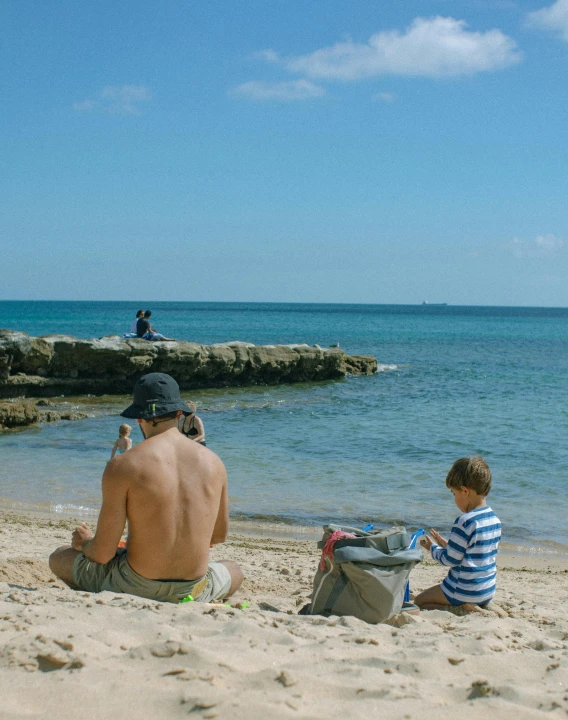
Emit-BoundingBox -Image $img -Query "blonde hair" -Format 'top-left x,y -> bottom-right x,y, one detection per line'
119,423 -> 132,437
446,456 -> 492,496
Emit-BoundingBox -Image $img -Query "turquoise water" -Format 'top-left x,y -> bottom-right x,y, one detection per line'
1,301 -> 567,551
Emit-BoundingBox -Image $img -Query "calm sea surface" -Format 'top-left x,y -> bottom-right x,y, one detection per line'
1,301 -> 567,552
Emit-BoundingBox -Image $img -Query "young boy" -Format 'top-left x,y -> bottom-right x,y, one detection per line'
416,456 -> 501,612
110,423 -> 133,459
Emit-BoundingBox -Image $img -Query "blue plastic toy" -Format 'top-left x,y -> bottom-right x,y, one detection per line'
404,529 -> 426,603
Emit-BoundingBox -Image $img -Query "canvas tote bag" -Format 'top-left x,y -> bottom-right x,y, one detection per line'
308,524 -> 423,624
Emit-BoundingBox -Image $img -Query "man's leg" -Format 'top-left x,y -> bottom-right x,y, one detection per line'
216,560 -> 244,598
49,545 -> 82,589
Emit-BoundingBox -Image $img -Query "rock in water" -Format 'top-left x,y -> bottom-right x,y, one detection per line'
0,330 -> 378,399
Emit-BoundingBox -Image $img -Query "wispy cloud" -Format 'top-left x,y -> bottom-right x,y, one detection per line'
264,17 -> 520,80
509,234 -> 565,259
230,79 -> 325,102
526,0 -> 568,41
531,274 -> 562,287
372,92 -> 397,103
252,49 -> 280,64
73,85 -> 152,115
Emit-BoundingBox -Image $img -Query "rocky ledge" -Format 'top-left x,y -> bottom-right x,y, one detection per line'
0,330 -> 377,400
0,400 -> 87,430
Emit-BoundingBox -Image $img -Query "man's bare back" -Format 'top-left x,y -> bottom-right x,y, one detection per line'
49,373 -> 243,602
116,426 -> 227,580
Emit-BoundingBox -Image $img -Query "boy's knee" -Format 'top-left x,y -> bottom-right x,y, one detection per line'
415,583 -> 450,608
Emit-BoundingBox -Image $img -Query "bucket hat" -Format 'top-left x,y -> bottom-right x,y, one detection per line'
121,373 -> 192,419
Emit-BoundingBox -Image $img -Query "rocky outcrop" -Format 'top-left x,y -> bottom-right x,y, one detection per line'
0,331 -> 377,399
0,400 -> 87,429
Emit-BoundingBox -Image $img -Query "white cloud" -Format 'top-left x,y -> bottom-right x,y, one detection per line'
269,17 -> 520,80
252,49 -> 280,64
372,92 -> 397,103
509,234 -> 565,259
230,79 -> 325,101
72,100 -> 97,112
526,0 -> 568,41
73,85 -> 152,115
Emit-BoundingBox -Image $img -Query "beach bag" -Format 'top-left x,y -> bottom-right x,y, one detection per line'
308,524 -> 423,624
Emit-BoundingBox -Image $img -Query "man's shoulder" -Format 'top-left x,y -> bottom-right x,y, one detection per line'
145,432 -> 224,468
187,439 -> 225,469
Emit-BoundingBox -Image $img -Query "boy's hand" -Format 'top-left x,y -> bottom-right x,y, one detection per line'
430,529 -> 448,548
420,535 -> 433,551
72,522 -> 94,552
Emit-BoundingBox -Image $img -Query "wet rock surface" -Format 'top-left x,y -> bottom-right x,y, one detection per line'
0,399 -> 88,429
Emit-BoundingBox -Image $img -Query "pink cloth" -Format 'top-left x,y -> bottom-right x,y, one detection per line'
319,530 -> 357,570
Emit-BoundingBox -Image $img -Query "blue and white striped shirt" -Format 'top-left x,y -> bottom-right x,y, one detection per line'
431,506 -> 501,605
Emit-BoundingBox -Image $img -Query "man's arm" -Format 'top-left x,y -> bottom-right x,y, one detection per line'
210,469 -> 229,545
77,462 -> 128,564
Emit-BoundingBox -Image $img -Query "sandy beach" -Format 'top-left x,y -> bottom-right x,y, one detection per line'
1,509 -> 567,720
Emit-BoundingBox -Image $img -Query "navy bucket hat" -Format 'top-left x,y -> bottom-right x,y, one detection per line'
120,373 -> 192,419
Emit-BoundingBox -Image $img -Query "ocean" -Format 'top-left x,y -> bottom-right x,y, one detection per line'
1,301 -> 567,553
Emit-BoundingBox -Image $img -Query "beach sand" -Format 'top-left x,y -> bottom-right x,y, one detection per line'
0,510 -> 567,719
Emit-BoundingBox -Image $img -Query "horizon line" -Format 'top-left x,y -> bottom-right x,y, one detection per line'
1,299 -> 568,310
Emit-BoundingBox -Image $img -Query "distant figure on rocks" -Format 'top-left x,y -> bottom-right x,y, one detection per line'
130,309 -> 145,333
180,405 -> 206,446
110,423 -> 133,459
122,309 -> 145,338
136,310 -> 175,342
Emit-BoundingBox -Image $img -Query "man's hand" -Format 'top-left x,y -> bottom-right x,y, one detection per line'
72,523 -> 94,552
430,529 -> 448,548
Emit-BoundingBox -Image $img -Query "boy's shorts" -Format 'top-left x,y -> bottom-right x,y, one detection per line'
441,584 -> 491,608
72,549 -> 232,604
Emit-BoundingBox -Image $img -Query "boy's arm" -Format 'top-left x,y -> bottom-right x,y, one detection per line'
430,529 -> 447,548
431,521 -> 471,567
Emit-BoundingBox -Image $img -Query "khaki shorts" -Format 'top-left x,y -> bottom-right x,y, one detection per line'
72,549 -> 232,604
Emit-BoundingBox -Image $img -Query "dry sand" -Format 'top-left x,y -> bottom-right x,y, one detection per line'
0,509 -> 567,720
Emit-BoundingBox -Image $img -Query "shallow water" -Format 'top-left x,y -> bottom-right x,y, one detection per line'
1,301 -> 567,551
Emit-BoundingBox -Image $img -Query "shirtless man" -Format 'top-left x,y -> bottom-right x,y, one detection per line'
49,373 -> 243,604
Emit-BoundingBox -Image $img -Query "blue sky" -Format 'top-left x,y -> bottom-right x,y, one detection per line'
2,0 -> 567,306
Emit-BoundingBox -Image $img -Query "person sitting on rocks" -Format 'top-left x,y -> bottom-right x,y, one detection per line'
136,310 -> 175,341
123,309 -> 145,338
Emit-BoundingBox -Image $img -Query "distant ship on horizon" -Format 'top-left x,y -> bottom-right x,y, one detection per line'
422,301 -> 448,306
